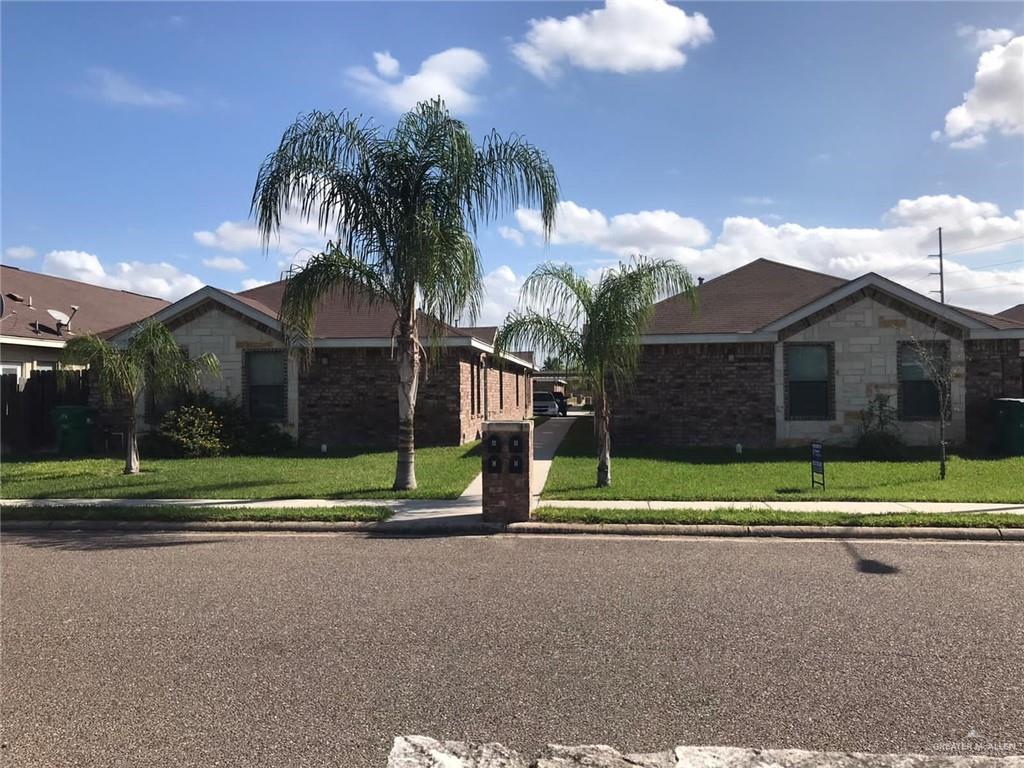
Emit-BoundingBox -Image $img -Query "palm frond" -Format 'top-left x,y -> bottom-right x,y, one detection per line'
494,311 -> 585,376
280,245 -> 394,346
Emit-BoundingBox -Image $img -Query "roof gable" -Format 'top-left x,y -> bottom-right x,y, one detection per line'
997,303 -> 1024,324
647,259 -> 847,335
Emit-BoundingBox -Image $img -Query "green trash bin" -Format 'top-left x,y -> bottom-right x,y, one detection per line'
52,405 -> 97,456
991,398 -> 1024,456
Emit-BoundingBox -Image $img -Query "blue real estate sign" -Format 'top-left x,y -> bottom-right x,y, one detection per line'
810,441 -> 825,489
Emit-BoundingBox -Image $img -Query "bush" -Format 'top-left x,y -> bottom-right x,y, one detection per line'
159,406 -> 225,458
856,394 -> 904,460
172,392 -> 294,456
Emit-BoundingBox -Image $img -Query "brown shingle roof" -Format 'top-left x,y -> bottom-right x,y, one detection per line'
460,325 -> 497,344
235,279 -> 483,341
647,259 -> 848,335
951,304 -> 1024,330
0,265 -> 168,341
997,303 -> 1024,324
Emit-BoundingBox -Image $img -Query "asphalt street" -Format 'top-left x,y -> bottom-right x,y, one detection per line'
2,531 -> 1022,767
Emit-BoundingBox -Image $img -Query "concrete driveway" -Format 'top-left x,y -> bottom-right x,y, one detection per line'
2,532 -> 1022,767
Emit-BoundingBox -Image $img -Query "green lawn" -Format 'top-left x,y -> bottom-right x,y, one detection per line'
543,418 -> 1024,503
537,506 -> 1024,528
3,505 -> 392,523
1,443 -> 481,500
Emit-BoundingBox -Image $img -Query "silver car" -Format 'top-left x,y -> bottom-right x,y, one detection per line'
533,391 -> 560,416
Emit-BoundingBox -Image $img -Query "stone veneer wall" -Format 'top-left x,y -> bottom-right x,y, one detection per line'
613,343 -> 776,448
776,295 -> 965,447
163,303 -> 300,437
965,338 -> 1024,448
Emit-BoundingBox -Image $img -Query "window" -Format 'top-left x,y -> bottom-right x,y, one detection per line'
499,370 -> 504,410
786,344 -> 832,420
899,342 -> 946,420
515,372 -> 520,407
470,362 -> 478,415
247,351 -> 286,420
1,363 -> 21,385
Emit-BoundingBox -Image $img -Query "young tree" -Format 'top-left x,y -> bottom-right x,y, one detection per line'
62,319 -> 220,475
541,355 -> 564,371
495,258 -> 695,487
907,335 -> 954,480
252,98 -> 558,490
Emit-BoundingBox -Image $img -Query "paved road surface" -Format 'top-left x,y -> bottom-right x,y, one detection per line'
2,532 -> 1022,767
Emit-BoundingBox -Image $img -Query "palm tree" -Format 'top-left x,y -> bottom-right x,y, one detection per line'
62,319 -> 220,475
541,355 -> 564,371
252,98 -> 559,490
495,258 -> 695,487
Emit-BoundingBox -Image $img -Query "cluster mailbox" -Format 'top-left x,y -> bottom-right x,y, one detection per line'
481,420 -> 533,523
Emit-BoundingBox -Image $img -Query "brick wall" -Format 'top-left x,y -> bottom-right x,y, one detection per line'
298,347 -> 464,449
613,343 -> 776,448
965,338 -> 1024,448
458,356 -> 533,444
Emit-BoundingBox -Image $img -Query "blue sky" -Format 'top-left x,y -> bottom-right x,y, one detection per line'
2,1 -> 1022,318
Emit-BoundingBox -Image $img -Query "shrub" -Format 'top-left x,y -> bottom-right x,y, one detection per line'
159,406 -> 225,458
856,394 -> 904,460
173,391 -> 294,456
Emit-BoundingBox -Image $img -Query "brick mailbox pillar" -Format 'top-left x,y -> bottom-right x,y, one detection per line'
481,420 -> 534,523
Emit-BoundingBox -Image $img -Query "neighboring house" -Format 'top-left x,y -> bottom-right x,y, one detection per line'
999,303 -> 1024,324
108,280 -> 535,448
534,377 -> 568,395
0,265 -> 168,387
615,259 -> 1024,449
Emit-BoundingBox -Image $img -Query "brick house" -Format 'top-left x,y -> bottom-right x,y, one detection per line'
108,280 -> 534,448
615,259 -> 1024,449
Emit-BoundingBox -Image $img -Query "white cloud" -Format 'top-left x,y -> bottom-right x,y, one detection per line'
514,194 -> 1024,313
42,250 -> 203,301
3,246 -> 36,260
512,0 -> 713,80
473,265 -> 525,327
957,25 -> 1016,50
935,36 -> 1024,147
201,256 -> 247,272
241,278 -> 270,291
346,48 -> 488,114
516,200 -> 710,261
194,211 -> 328,263
498,226 -> 525,246
372,51 -> 401,78
82,68 -> 187,109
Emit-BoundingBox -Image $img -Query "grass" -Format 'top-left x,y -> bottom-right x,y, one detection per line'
537,506 -> 1024,528
543,417 -> 1024,503
1,442 -> 481,500
2,505 -> 392,523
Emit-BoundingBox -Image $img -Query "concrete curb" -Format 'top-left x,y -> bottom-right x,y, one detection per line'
506,521 -> 1017,541
2,518 -> 1019,541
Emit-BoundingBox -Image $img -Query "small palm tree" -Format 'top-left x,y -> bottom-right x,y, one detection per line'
542,355 -> 564,371
495,258 -> 695,487
62,319 -> 220,475
252,98 -> 558,490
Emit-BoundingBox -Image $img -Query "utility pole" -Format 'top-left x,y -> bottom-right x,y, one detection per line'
929,227 -> 945,304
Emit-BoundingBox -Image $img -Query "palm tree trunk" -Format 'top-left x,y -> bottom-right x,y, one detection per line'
394,311 -> 420,491
595,390 -> 611,487
124,410 -> 140,475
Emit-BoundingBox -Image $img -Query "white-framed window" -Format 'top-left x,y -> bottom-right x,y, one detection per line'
1,363 -> 21,384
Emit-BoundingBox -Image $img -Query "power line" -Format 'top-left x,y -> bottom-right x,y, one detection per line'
941,234 -> 1024,258
970,258 -> 1024,271
948,282 -> 1024,294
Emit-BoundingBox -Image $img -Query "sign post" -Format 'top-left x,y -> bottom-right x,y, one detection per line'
810,441 -> 825,490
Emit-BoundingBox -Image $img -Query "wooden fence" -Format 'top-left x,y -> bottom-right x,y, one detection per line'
1,370 -> 89,454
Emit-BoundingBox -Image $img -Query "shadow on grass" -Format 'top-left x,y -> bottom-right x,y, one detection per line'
561,417 -> 1008,464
